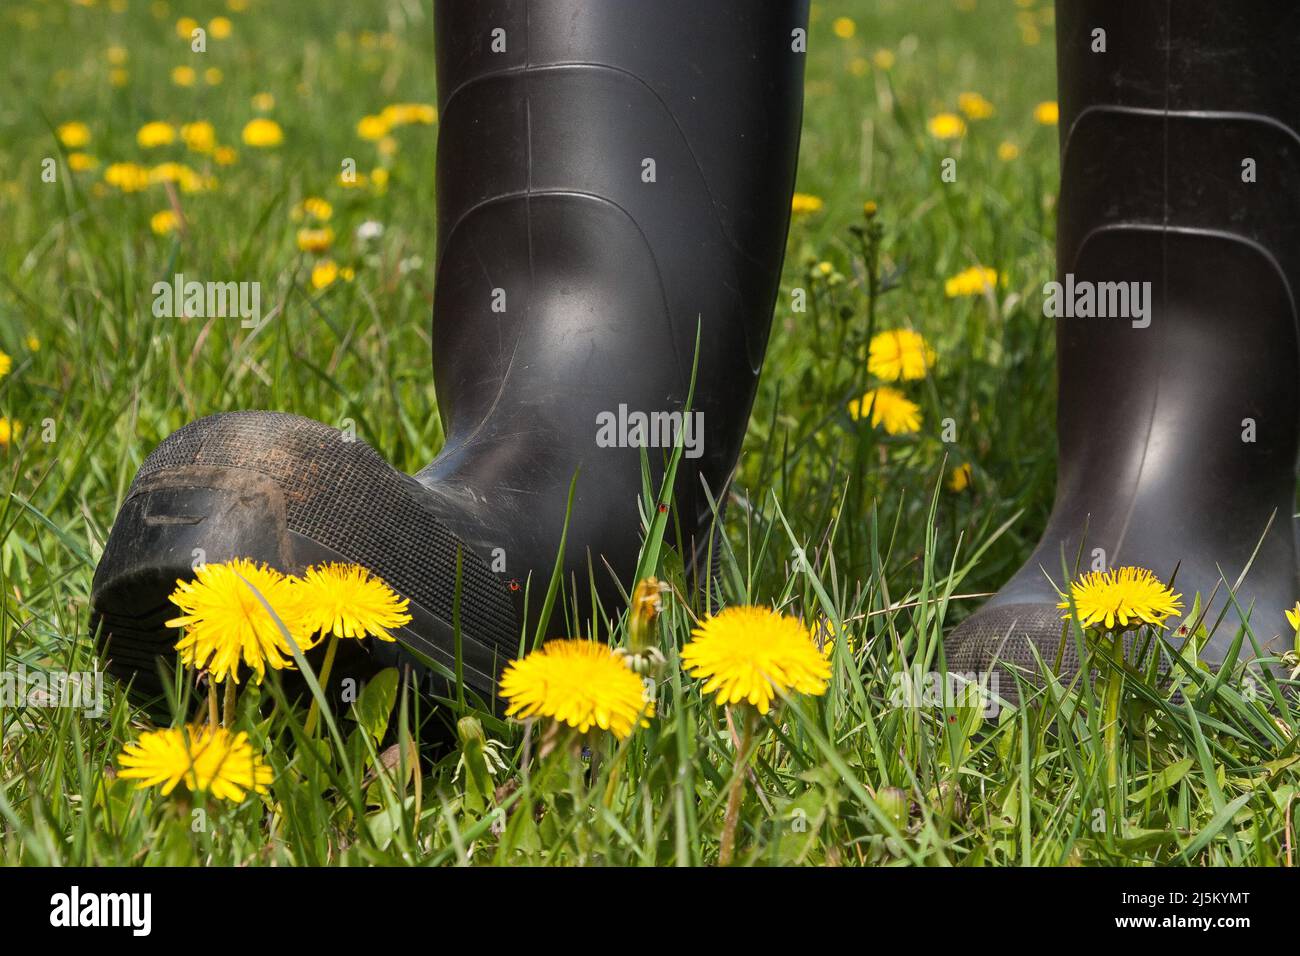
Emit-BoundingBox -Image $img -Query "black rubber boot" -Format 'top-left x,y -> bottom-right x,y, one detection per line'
946,1 -> 1300,699
91,2 -> 808,703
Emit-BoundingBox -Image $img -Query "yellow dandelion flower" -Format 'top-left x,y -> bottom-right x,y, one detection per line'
832,16 -> 856,39
946,462 -> 972,493
681,606 -> 831,714
957,91 -> 994,120
0,418 -> 20,447
25,335 -> 39,351
380,103 -> 436,127
370,167 -> 390,190
293,196 -> 333,221
137,121 -> 176,148
209,15 -> 231,39
867,328 -> 936,382
150,209 -> 180,235
997,140 -> 1021,161
213,145 -> 237,166
57,121 -> 91,148
67,152 -> 98,172
310,260 -> 339,290
847,386 -> 922,435
500,639 -> 653,739
1034,100 -> 1060,126
1058,567 -> 1183,632
296,226 -> 334,253
242,117 -> 283,148
227,0 -> 248,10
106,45 -> 128,66
204,66 -> 223,85
175,16 -> 199,39
945,265 -> 1000,298
180,120 -> 215,153
149,161 -> 207,192
0,351 -> 10,377
791,192 -> 824,215
849,57 -> 869,77
377,135 -> 399,158
117,726 -> 273,802
103,162 -> 151,192
873,48 -> 895,70
928,112 -> 966,140
109,68 -> 129,88
356,114 -> 390,141
338,171 -> 369,189
166,558 -> 315,684
251,91 -> 275,112
171,65 -> 196,87
1287,603 -> 1300,632
292,563 -> 412,640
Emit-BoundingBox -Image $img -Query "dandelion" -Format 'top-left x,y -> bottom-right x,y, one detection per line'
356,114 -> 389,141
0,351 -> 10,377
150,161 -> 208,193
150,209 -> 180,235
849,57 -> 869,77
180,120 -> 215,153
292,196 -> 333,221
175,16 -> 199,39
1288,603 -> 1300,632
872,49 -> 895,70
947,463 -> 972,493
213,146 -> 237,165
242,117 -> 283,148
1034,100 -> 1060,126
867,328 -> 936,382
791,192 -> 824,215
847,387 -> 921,435
682,606 -> 832,715
167,558 -> 314,684
1058,567 -> 1183,632
957,91 -> 994,120
137,121 -> 176,148
103,162 -> 151,192
380,103 -> 436,126
209,15 -> 231,39
67,153 -> 98,172
25,335 -> 39,351
500,639 -> 653,739
944,265 -> 999,297
296,227 -> 334,254
109,68 -> 129,88
251,92 -> 275,112
57,121 -> 91,148
997,140 -> 1020,161
928,112 -> 966,140
370,167 -> 390,190
0,419 -> 20,447
106,45 -> 128,66
117,726 -> 272,802
293,563 -> 411,641
832,16 -> 856,39
310,260 -> 339,289
171,65 -> 196,87
377,136 -> 399,158
205,67 -> 223,85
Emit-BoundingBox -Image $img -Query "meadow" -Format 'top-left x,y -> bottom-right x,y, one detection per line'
2,0 -> 1297,866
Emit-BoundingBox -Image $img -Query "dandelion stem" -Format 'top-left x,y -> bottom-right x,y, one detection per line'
304,634 -> 339,738
207,680 -> 218,729
1104,633 -> 1124,799
222,676 -> 238,727
719,706 -> 757,866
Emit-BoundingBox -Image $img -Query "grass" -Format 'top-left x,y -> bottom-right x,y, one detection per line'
2,0 -> 1298,866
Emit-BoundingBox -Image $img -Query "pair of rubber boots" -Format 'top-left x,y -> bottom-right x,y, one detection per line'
91,2 -> 1300,710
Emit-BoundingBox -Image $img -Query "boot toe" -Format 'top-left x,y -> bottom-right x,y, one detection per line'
945,603 -> 1084,707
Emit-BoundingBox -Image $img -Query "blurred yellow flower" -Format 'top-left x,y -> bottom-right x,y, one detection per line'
296,227 -> 334,253
292,196 -> 333,221
370,167 -> 389,190
204,67 -> 223,85
67,152 -> 98,172
957,91 -> 994,120
106,45 -> 128,66
213,146 -> 238,165
251,92 -> 275,112
928,112 -> 966,140
791,192 -> 824,215
104,162 -> 151,191
311,259 -> 339,290
175,16 -> 199,39
872,49 -> 895,70
137,121 -> 176,148
849,57 -> 869,77
25,335 -> 39,351
150,209 -> 181,235
381,103 -> 436,126
227,0 -> 248,10
997,141 -> 1020,161
109,68 -> 129,88
1034,100 -> 1060,125
171,65 -> 196,87
945,265 -> 1000,297
867,329 -> 936,382
848,386 -> 922,435
209,15 -> 231,39
57,121 -> 91,148
356,114 -> 389,141
180,120 -> 215,153
338,171 -> 369,189
832,16 -> 856,39
947,463 -> 972,493
150,161 -> 207,192
377,136 -> 399,157
242,117 -> 283,147
0,351 -> 10,378
0,418 -> 21,447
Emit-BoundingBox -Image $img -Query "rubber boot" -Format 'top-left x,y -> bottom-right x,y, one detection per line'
90,1 -> 809,703
946,1 -> 1300,700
